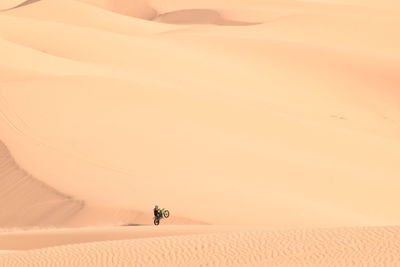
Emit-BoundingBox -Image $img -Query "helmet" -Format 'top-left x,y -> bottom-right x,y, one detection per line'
155,205 -> 159,209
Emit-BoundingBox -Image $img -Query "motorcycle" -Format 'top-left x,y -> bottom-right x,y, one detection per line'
154,208 -> 170,225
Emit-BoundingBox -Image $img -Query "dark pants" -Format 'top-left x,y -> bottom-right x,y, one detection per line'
154,210 -> 160,218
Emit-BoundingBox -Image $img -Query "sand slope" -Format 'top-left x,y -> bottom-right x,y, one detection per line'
0,139 -> 199,227
1,0 -> 400,226
0,140 -> 84,227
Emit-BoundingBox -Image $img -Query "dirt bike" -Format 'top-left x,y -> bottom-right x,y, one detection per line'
154,208 -> 170,225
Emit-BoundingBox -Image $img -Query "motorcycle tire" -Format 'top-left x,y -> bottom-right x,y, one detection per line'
163,210 -> 170,218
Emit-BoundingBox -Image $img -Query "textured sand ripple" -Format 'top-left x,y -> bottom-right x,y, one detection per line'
0,226 -> 400,266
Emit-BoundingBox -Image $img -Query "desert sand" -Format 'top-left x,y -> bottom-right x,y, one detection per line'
1,0 -> 400,266
0,226 -> 400,266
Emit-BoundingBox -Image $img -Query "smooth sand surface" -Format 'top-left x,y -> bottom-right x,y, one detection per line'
1,0 -> 400,265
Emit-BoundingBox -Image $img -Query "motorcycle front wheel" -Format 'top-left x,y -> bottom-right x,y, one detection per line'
163,210 -> 170,218
154,219 -> 160,225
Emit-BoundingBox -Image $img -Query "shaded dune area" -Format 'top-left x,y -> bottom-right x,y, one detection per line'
60,0 -> 259,25
0,140 -> 84,228
154,9 -> 260,26
10,0 -> 41,10
0,0 -> 41,11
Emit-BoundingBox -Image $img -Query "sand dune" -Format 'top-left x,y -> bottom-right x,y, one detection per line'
1,226 -> 400,266
1,0 -> 400,265
0,140 -> 84,227
3,0 -> 174,36
0,0 -> 400,227
0,139 -> 198,227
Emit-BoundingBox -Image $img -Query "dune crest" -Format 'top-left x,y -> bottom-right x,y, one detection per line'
0,140 -> 84,227
78,0 -> 157,19
77,0 -> 259,25
0,0 -> 39,11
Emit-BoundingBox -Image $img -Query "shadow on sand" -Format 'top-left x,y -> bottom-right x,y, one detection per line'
120,223 -> 147,227
2,0 -> 41,10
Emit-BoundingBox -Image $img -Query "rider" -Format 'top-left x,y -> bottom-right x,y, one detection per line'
153,205 -> 160,219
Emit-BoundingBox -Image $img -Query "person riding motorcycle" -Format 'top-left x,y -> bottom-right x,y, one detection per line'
153,205 -> 160,219
153,205 -> 170,225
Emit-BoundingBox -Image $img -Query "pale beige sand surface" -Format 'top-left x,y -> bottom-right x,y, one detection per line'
0,225 -> 255,250
1,0 -> 400,265
0,139 -> 200,227
0,226 -> 400,266
0,250 -> 16,254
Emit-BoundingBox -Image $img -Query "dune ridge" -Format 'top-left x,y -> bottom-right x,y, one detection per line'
0,140 -> 84,227
0,0 -> 39,11
0,139 -> 201,228
78,0 -> 157,20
